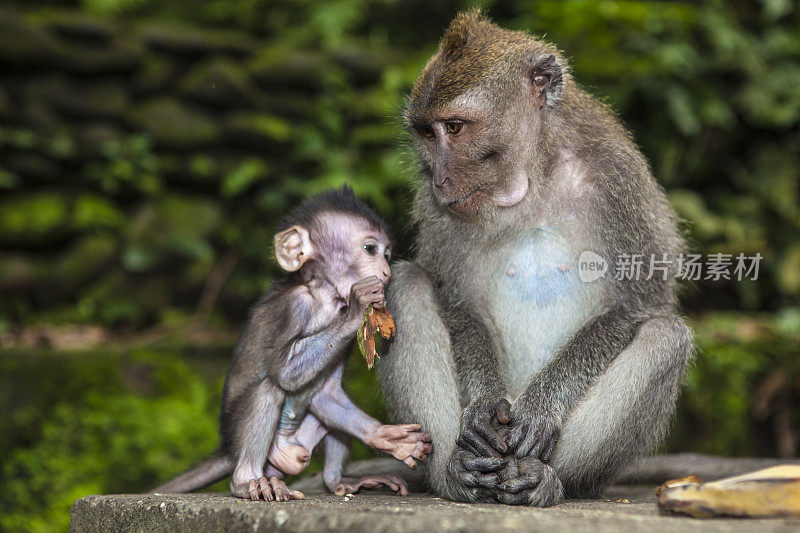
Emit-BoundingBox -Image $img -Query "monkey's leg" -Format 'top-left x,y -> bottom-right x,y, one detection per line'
513,315 -> 693,505
382,261 -> 499,501
229,378 -> 284,501
322,431 -> 409,496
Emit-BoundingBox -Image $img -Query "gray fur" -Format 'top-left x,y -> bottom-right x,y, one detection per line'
382,11 -> 694,507
381,262 -> 461,498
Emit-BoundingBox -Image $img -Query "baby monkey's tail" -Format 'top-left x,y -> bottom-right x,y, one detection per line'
151,454 -> 233,493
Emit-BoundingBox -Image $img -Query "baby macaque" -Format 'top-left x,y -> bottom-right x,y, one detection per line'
153,187 -> 431,501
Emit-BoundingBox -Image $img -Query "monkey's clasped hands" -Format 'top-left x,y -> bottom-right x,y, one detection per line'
451,397 -> 562,504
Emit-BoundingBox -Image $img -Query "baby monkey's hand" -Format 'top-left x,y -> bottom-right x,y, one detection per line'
346,276 -> 386,321
366,424 -> 432,469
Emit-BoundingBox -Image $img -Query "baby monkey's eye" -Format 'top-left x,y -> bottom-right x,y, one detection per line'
363,244 -> 377,255
445,121 -> 463,135
384,250 -> 391,261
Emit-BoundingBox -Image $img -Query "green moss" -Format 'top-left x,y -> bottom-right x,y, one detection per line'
0,348 -> 225,533
181,56 -> 260,106
53,235 -> 118,289
131,98 -> 219,149
0,192 -> 69,245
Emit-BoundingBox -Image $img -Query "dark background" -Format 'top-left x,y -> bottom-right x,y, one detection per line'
1,1 -> 798,531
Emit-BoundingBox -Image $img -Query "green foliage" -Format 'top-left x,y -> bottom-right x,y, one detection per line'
0,192 -> 68,244
1,1 -> 799,530
0,349 -> 224,533
2,0 -> 797,328
670,312 -> 800,457
0,342 -> 389,533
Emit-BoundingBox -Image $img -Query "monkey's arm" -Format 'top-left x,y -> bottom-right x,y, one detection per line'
310,363 -> 431,469
278,277 -> 385,391
508,308 -> 640,460
278,322 -> 357,391
445,305 -> 512,457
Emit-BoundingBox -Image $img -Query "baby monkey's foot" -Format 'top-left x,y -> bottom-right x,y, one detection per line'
243,476 -> 305,502
367,424 -> 433,469
335,474 -> 409,496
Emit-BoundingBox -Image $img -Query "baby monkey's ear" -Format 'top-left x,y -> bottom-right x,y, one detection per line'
274,225 -> 314,271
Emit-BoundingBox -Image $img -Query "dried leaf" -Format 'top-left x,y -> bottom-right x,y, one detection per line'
357,304 -> 396,369
657,465 -> 800,518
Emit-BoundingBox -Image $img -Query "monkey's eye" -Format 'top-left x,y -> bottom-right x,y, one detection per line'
445,121 -> 463,135
363,244 -> 377,255
384,249 -> 392,261
421,126 -> 435,140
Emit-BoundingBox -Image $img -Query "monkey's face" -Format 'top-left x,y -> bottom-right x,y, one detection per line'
407,90 -> 534,217
405,14 -> 565,218
309,213 -> 392,299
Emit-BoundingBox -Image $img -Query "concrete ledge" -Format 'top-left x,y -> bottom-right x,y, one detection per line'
71,487 -> 800,533
70,456 -> 800,532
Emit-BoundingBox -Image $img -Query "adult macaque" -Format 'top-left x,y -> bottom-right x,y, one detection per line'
380,11 -> 693,507
154,188 -> 431,501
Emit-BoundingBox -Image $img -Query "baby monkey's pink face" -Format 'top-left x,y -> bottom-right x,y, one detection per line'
322,212 -> 391,289
350,225 -> 392,284
274,211 -> 392,300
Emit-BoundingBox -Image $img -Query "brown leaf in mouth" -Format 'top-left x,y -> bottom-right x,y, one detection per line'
357,304 -> 396,369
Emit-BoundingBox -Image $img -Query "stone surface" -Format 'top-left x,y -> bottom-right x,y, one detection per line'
618,453 -> 800,484
70,487 -> 800,533
72,455 -> 800,532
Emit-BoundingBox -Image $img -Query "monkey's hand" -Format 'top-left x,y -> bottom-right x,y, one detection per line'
495,456 -> 564,507
456,398 -> 512,458
507,397 -> 561,462
334,474 -> 409,496
346,276 -> 386,321
365,424 -> 432,469
444,447 -> 508,503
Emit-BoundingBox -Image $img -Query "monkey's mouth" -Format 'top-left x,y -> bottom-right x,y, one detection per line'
445,185 -> 485,211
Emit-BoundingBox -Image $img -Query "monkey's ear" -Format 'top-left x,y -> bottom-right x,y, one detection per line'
274,225 -> 314,272
529,54 -> 564,108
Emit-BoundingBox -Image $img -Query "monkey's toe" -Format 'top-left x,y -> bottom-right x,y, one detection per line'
288,489 -> 306,500
248,479 -> 259,501
258,477 -> 274,501
269,476 -> 289,501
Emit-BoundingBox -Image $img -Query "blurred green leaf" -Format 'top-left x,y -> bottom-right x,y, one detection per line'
221,159 -> 269,198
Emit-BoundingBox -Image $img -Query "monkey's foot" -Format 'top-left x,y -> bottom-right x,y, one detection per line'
241,476 -> 305,502
367,424 -> 433,469
334,474 -> 409,496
